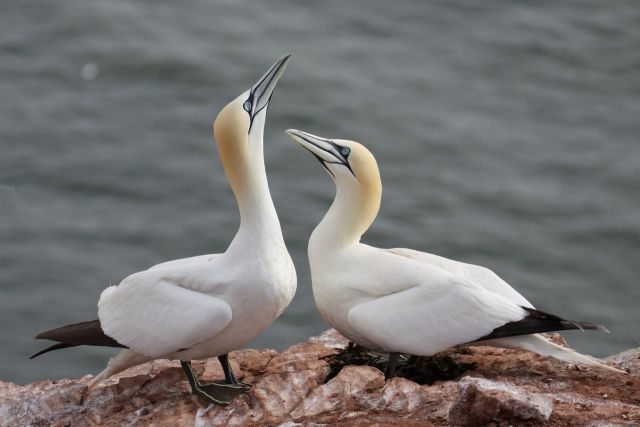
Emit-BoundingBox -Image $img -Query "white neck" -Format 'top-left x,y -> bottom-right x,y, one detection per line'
226,133 -> 285,255
310,179 -> 380,252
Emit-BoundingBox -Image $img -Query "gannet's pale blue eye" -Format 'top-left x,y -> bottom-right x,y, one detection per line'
340,146 -> 350,157
243,101 -> 252,112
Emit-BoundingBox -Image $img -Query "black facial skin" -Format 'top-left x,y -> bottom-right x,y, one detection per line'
244,91 -> 269,133
295,133 -> 355,178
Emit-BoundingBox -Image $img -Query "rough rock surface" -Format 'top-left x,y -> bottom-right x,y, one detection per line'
449,377 -> 553,425
0,330 -> 638,426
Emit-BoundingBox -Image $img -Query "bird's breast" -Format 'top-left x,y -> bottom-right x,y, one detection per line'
225,249 -> 296,319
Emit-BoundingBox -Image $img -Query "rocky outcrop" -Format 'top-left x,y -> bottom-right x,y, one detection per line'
1,330 -> 638,426
449,377 -> 553,425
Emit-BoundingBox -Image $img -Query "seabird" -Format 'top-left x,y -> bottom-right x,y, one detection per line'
31,55 -> 297,404
285,128 -> 623,376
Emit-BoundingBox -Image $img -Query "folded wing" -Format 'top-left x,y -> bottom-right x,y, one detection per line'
387,248 -> 533,308
98,271 -> 232,358
347,278 -> 527,356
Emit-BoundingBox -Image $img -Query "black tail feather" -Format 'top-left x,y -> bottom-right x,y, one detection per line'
30,343 -> 79,359
476,307 -> 609,342
31,319 -> 125,359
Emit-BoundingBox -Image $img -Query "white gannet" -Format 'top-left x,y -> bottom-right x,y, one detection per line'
285,129 -> 623,377
31,55 -> 297,404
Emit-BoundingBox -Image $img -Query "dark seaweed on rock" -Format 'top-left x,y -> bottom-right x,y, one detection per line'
323,342 -> 476,385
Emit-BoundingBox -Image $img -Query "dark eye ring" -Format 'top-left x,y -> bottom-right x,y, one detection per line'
340,146 -> 350,157
243,100 -> 252,112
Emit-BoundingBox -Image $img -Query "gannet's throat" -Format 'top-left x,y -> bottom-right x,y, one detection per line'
214,98 -> 276,231
317,175 -> 381,246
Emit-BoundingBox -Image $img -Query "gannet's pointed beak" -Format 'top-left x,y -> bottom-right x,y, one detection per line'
285,129 -> 354,177
245,54 -> 291,129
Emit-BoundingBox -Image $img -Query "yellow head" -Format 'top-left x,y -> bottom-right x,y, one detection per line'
212,55 -> 290,201
285,129 -> 382,243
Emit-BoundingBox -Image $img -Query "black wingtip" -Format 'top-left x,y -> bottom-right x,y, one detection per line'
32,319 -> 125,348
30,342 -> 77,359
476,307 -> 612,342
35,331 -> 50,340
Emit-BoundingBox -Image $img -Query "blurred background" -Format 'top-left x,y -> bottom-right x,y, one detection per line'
1,0 -> 639,384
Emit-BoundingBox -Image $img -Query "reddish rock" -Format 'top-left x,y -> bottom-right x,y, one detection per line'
0,330 -> 638,426
290,365 -> 385,419
448,376 -> 553,425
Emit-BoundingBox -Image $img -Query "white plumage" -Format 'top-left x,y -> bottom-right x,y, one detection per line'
99,268 -> 233,359
28,56 -> 299,395
287,129 -> 623,374
89,57 -> 297,387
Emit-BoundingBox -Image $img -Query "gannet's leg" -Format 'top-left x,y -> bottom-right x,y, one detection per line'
218,354 -> 251,389
181,361 -> 200,392
385,352 -> 401,378
180,361 -> 248,404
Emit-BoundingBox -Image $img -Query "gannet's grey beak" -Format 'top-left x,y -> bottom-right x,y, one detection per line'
285,129 -> 354,177
245,54 -> 291,127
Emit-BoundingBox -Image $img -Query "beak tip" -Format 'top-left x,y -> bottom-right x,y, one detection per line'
279,54 -> 292,68
250,55 -> 292,112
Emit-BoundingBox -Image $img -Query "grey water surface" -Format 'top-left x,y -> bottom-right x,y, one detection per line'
2,0 -> 639,384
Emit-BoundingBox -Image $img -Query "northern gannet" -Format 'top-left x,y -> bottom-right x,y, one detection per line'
31,55 -> 297,404
285,129 -> 623,376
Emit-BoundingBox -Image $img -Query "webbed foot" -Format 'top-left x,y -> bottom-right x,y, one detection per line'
195,381 -> 249,404
180,360 -> 250,405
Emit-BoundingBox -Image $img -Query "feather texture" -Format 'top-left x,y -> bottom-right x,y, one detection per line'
348,279 -> 527,355
98,272 -> 232,358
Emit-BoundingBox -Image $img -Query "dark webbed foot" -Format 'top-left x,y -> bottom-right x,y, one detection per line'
196,382 -> 249,404
180,359 -> 250,405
